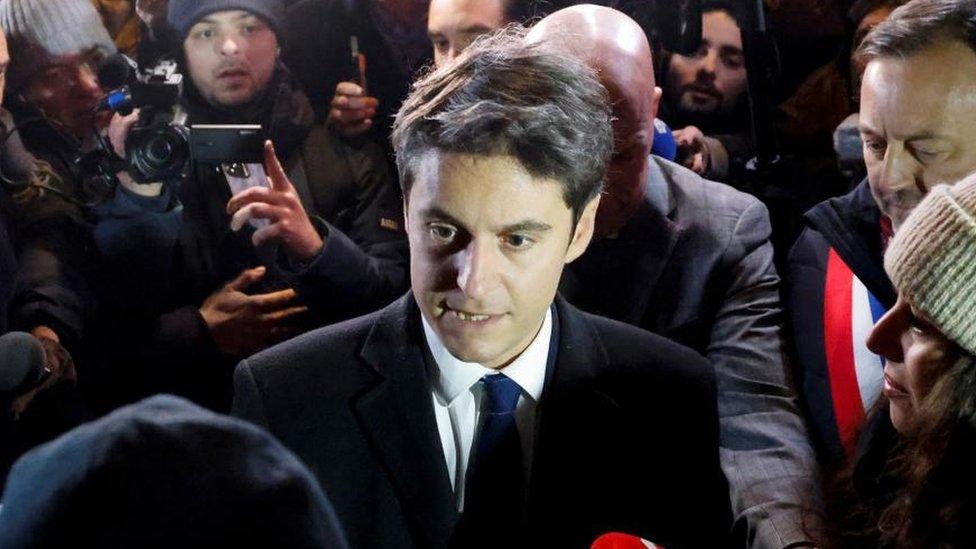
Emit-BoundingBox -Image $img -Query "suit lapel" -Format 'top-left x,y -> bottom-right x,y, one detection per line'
527,297 -> 620,513
571,159 -> 682,324
353,294 -> 458,547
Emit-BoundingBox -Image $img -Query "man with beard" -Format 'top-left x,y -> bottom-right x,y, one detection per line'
662,0 -> 751,184
529,6 -> 823,548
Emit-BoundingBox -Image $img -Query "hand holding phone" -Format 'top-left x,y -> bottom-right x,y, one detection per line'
225,141 -> 324,262
327,36 -> 379,138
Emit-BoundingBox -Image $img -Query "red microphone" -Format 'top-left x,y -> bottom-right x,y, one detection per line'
591,532 -> 664,549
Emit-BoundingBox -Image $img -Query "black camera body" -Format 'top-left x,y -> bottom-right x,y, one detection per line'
99,56 -> 191,183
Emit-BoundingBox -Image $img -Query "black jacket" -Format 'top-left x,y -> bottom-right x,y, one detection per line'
786,180 -> 897,465
283,0 -> 431,140
7,69 -> 408,412
233,293 -> 732,548
561,157 -> 819,548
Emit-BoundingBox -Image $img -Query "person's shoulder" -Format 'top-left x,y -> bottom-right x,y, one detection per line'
243,305 -> 385,381
571,304 -> 715,391
652,155 -> 762,216
788,224 -> 831,272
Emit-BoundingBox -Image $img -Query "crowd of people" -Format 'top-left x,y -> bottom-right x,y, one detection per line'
0,0 -> 974,547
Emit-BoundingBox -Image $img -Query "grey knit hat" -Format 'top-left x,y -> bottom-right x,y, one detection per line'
885,173 -> 976,356
0,0 -> 117,93
167,0 -> 285,41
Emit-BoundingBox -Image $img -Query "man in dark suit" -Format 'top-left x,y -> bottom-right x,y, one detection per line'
233,28 -> 731,548
528,7 -> 823,548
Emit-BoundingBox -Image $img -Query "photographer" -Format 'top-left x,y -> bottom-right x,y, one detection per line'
157,0 -> 407,344
74,0 -> 407,409
0,0 -> 119,410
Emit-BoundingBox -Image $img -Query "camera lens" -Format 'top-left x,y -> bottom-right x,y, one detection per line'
146,136 -> 174,164
128,124 -> 190,183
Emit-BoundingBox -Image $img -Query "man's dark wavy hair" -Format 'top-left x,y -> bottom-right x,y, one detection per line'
391,25 -> 613,222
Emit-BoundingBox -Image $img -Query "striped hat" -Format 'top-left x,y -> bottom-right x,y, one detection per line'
884,172 -> 976,356
0,0 -> 116,93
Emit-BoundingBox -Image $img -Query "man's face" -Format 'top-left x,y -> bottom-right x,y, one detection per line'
183,10 -> 278,107
427,0 -> 508,68
406,152 -> 597,368
602,74 -> 657,238
664,9 -> 746,116
20,48 -> 106,139
859,40 -> 976,231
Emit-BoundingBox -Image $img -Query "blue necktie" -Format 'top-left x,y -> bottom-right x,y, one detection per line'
456,373 -> 525,541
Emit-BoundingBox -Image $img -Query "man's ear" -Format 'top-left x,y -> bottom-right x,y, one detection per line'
402,198 -> 410,233
565,195 -> 601,264
652,86 -> 663,120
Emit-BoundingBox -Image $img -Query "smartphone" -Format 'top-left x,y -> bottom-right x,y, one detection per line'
350,35 -> 368,93
191,125 -> 269,229
189,124 -> 264,164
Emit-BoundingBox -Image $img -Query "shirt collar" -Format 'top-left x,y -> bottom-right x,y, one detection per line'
422,308 -> 552,407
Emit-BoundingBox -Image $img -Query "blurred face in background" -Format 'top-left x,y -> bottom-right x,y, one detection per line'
859,40 -> 976,231
427,0 -> 508,67
664,9 -> 747,116
183,10 -> 278,107
867,295 -> 961,433
20,47 -> 106,139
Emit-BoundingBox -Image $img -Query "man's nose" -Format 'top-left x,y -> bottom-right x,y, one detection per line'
879,141 -> 922,194
455,240 -> 500,300
74,63 -> 102,97
867,299 -> 909,363
699,49 -> 718,76
220,34 -> 242,56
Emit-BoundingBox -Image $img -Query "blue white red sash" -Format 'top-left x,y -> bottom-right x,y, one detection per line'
823,248 -> 888,457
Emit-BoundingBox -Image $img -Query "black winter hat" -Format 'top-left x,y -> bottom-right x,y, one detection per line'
167,0 -> 285,40
0,394 -> 349,548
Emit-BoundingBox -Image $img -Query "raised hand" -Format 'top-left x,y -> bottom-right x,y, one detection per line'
226,140 -> 324,262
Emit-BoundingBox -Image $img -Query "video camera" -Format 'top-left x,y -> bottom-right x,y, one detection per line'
92,54 -> 191,184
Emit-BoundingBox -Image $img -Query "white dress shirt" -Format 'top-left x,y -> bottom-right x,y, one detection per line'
421,309 -> 552,511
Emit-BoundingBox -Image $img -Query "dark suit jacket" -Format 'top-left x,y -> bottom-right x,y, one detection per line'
561,157 -> 822,548
232,293 -> 731,548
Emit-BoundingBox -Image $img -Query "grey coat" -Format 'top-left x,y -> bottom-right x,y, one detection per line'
560,156 -> 823,548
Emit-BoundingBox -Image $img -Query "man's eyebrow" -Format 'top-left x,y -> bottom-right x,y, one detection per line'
905,132 -> 948,142
502,221 -> 553,233
417,207 -> 552,233
419,206 -> 463,225
459,24 -> 494,35
858,121 -> 882,136
427,30 -> 445,40
719,45 -> 742,57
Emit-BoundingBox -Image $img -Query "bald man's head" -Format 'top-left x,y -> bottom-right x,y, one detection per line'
527,5 -> 661,238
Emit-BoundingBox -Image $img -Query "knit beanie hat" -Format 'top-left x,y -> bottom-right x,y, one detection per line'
0,0 -> 117,93
884,173 -> 976,357
0,394 -> 350,548
167,0 -> 285,41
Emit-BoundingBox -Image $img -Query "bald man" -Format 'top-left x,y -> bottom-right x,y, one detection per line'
529,6 -> 825,548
